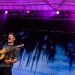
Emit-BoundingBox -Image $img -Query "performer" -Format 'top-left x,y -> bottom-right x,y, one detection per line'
0,33 -> 20,75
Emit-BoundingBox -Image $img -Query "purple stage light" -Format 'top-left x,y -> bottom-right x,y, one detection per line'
5,11 -> 8,14
38,10 -> 56,20
27,10 -> 30,13
56,11 -> 60,14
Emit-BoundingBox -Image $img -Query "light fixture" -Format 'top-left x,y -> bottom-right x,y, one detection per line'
56,11 -> 60,14
5,10 -> 8,14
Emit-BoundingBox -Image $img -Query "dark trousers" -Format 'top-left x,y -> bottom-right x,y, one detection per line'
0,67 -> 12,75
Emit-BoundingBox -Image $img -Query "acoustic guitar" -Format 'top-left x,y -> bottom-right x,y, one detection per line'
0,44 -> 24,60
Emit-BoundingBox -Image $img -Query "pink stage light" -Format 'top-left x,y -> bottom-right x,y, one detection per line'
56,11 -> 60,14
5,11 -> 8,14
27,10 -> 30,13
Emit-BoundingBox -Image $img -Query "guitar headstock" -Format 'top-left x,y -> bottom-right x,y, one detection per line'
16,44 -> 24,48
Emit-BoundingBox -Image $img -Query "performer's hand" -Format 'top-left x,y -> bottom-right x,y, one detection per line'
4,58 -> 12,63
4,59 -> 12,64
4,58 -> 18,63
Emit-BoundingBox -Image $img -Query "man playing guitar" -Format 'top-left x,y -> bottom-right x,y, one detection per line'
0,33 -> 20,75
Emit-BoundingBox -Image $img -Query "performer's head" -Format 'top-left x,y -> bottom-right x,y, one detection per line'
8,33 -> 16,45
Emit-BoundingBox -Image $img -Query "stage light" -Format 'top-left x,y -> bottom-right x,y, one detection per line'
27,10 -> 30,13
5,10 -> 8,14
56,11 -> 60,14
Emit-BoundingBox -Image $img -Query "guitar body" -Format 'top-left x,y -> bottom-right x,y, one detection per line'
0,44 -> 24,60
0,48 -> 7,60
0,54 -> 5,60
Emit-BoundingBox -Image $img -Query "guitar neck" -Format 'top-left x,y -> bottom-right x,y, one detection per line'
6,44 -> 24,53
6,46 -> 16,52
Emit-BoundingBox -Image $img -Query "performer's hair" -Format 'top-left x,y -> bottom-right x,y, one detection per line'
8,32 -> 16,38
